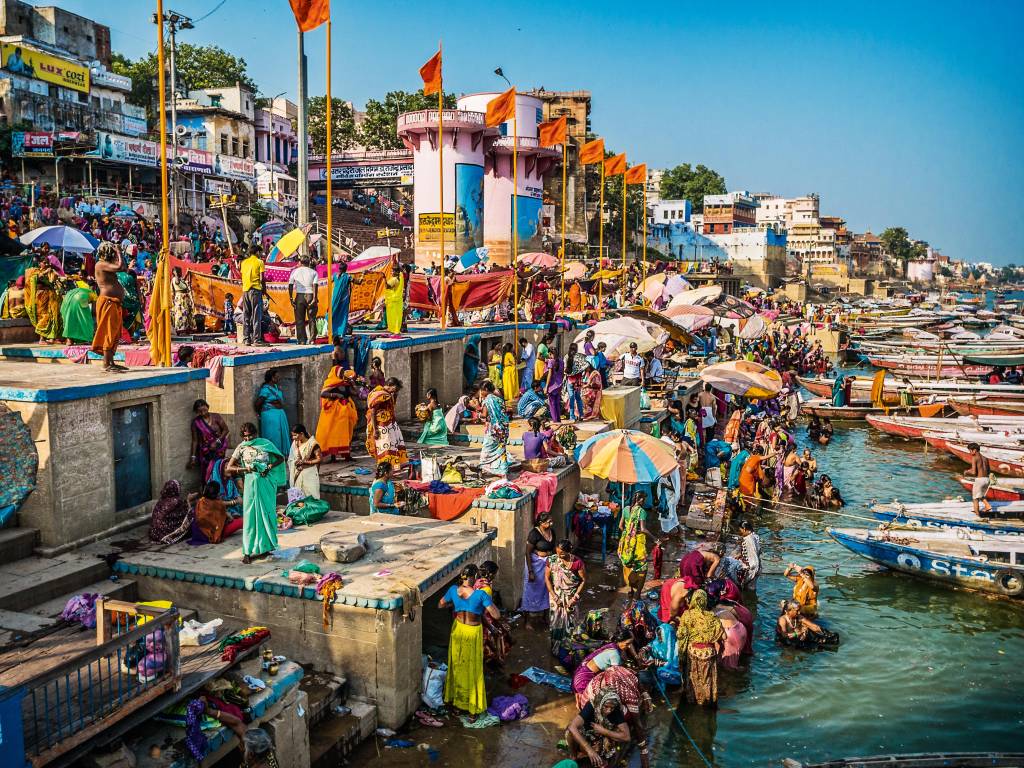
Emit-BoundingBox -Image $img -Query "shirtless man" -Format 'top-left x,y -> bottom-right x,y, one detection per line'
966,442 -> 993,516
91,242 -> 127,373
698,382 -> 718,445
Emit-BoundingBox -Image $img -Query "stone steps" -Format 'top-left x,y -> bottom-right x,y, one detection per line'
0,552 -> 110,612
0,526 -> 38,561
25,577 -> 138,620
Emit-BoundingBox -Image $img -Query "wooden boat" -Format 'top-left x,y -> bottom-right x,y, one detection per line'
827,526 -> 1024,598
865,355 -> 992,378
922,429 -> 1024,449
797,752 -> 1024,768
957,475 -> 1024,501
924,438 -> 1024,477
950,398 -> 1024,417
799,398 -> 887,420
871,499 -> 1024,536
797,375 -> 1024,403
865,413 -> 1024,439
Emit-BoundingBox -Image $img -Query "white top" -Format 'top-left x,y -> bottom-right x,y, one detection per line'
288,266 -> 318,295
622,353 -> 643,379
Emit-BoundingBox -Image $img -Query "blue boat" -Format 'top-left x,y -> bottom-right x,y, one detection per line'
870,500 -> 1024,536
827,526 -> 1024,599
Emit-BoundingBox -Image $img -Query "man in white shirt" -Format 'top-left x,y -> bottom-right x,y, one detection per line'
737,519 -> 761,591
287,259 -> 318,344
621,342 -> 643,386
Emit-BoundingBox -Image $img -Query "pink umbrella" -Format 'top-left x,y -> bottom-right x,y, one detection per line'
662,304 -> 715,331
564,261 -> 587,280
520,252 -> 559,269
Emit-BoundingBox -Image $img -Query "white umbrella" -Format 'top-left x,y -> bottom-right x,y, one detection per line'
574,317 -> 666,358
668,284 -> 723,308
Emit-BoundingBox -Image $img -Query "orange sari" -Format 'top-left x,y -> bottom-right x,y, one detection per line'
315,366 -> 359,458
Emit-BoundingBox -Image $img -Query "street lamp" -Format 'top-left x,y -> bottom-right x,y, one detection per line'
493,67 -> 511,88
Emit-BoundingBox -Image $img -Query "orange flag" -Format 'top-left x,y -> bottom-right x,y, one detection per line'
288,0 -> 330,31
419,49 -> 442,96
485,87 -> 516,127
624,163 -> 647,185
578,138 -> 605,165
537,115 -> 567,147
604,153 -> 627,176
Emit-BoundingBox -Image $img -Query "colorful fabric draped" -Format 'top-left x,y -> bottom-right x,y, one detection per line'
548,554 -> 584,650
117,271 -> 142,332
233,437 -> 286,557
479,393 -> 511,476
365,386 -> 407,469
24,267 -> 61,340
192,416 -> 228,480
288,436 -> 321,499
257,383 -> 290,457
417,407 -> 448,446
444,620 -> 487,715
315,367 -> 358,458
502,351 -> 519,403
59,284 -> 95,343
383,274 -> 404,333
331,271 -> 352,339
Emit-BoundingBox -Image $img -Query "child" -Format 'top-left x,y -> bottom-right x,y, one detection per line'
223,293 -> 236,335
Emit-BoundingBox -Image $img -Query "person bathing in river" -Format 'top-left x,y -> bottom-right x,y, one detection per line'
784,564 -> 819,616
776,600 -> 837,648
965,442 -> 994,516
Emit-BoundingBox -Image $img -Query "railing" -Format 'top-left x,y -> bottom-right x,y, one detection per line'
17,602 -> 180,767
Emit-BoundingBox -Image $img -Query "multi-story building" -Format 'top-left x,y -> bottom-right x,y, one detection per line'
707,228 -> 788,289
646,168 -> 663,204
753,193 -> 819,232
255,96 -> 299,216
0,1 -> 110,65
524,88 -> 590,244
850,231 -> 886,277
650,199 -> 690,226
175,83 -> 255,161
702,191 -> 756,234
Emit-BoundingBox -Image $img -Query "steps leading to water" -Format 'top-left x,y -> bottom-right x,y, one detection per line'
0,526 -> 38,562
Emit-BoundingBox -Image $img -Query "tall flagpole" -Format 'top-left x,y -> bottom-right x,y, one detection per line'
438,41 -> 446,329
597,161 -> 604,319
559,138 -> 567,310
512,108 -> 519,355
156,0 -> 171,366
325,15 -> 334,337
642,183 -> 648,306
621,176 -> 627,302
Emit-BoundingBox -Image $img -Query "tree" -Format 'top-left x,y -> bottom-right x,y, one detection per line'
879,227 -> 913,262
307,96 -> 358,155
112,44 -> 258,122
359,90 -> 456,150
658,163 -> 726,213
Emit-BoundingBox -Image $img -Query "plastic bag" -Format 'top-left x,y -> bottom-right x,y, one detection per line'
293,560 -> 321,574
179,618 -> 223,646
421,658 -> 447,709
286,497 -> 330,526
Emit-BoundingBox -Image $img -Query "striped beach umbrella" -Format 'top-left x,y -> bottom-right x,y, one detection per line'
575,429 -> 678,483
700,360 -> 782,399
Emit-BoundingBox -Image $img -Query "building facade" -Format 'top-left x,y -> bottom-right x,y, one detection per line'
753,193 -> 819,232
707,228 -> 788,289
650,198 -> 690,225
702,191 -> 757,234
254,96 -> 299,216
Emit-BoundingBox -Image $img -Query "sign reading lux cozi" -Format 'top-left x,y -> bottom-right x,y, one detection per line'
1,43 -> 89,93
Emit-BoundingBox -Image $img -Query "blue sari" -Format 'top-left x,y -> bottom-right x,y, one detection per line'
331,270 -> 352,339
479,393 -> 511,476
258,383 -> 290,457
831,373 -> 847,407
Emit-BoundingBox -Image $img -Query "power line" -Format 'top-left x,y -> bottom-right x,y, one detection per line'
192,0 -> 229,23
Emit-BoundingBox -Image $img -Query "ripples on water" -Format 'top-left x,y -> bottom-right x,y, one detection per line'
650,420 -> 1024,767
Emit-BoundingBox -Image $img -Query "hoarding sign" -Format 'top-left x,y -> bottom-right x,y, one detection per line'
1,43 -> 89,93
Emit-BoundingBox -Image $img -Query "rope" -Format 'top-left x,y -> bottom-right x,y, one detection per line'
731,492 -> 882,524
651,670 -> 714,768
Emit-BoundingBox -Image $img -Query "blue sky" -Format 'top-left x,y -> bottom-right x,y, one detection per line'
56,0 -> 1024,265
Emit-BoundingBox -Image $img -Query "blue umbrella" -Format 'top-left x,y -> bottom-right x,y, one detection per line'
455,246 -> 489,273
19,225 -> 99,253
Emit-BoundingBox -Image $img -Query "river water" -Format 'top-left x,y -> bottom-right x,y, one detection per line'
649,353 -> 1024,764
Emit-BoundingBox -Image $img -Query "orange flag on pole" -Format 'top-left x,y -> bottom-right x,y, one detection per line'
578,138 -> 605,165
485,87 -> 516,127
288,0 -> 330,31
419,49 -> 442,95
537,115 -> 567,147
624,163 -> 647,185
604,153 -> 627,176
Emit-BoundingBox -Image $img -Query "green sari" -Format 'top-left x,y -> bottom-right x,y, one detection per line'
60,284 -> 95,344
231,437 -> 286,557
417,407 -> 448,446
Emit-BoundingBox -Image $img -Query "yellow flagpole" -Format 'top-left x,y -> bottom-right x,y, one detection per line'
642,183 -> 648,306
325,15 -> 333,337
438,42 -> 446,329
598,161 -> 604,319
621,176 -> 627,302
559,138 -> 567,310
512,107 -> 519,356
156,0 -> 170,366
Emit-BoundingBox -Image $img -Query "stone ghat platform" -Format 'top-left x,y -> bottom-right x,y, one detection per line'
113,512 -> 495,728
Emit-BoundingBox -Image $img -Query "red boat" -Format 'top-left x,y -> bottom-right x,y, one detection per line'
925,437 -> 1024,478
865,414 -> 957,439
957,476 -> 1024,501
951,399 -> 1024,417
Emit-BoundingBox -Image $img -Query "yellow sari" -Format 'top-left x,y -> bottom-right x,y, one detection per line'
502,351 -> 519,403
383,274 -> 404,334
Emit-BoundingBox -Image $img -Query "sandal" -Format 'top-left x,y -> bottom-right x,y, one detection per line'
414,710 -> 444,728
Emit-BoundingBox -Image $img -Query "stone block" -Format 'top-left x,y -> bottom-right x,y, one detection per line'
263,688 -> 310,768
319,532 -> 366,563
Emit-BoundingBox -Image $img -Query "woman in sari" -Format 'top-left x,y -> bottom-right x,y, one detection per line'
445,394 -> 471,435
571,630 -> 636,708
473,561 -> 511,666
315,358 -> 359,461
24,263 -> 62,342
487,346 -> 503,393
545,348 -> 565,422
477,380 -> 511,477
712,601 -> 748,671
0,276 -> 27,319
830,372 -> 847,407
617,493 -> 659,599
171,267 -> 194,333
565,688 -> 632,768
522,513 -> 554,621
582,360 -> 604,420
417,388 -> 448,446
287,424 -> 322,499
189,480 -> 242,544
501,342 -> 519,405
582,666 -> 655,768
255,369 -> 290,457
567,281 -> 582,312
226,422 -> 286,564
365,378 -> 407,470
189,399 -> 229,480
148,479 -> 192,544
545,539 -> 586,651
439,563 -> 501,717
118,270 -> 143,334
383,274 -> 404,333
59,279 -> 95,344
463,335 -> 481,389
676,589 -> 725,706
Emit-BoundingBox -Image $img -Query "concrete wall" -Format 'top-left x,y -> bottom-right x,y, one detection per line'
5,376 -> 206,549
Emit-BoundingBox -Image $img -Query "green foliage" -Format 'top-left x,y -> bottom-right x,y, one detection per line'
659,163 -> 726,213
307,96 -> 358,155
879,227 -> 913,262
359,90 -> 456,150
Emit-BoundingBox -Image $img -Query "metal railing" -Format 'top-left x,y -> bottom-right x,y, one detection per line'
18,602 -> 180,766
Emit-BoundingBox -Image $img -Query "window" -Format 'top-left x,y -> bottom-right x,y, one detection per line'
241,140 -> 249,158
231,137 -> 239,155
220,135 -> 228,154
980,550 -> 1011,564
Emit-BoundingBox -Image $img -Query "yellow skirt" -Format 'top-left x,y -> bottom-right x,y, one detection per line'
444,620 -> 487,714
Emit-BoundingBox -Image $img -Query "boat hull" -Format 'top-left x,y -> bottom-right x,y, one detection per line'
957,476 -> 1024,501
951,399 -> 1024,417
870,509 -> 1024,536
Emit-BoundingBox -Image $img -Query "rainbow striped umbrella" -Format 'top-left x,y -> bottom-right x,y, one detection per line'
575,429 -> 678,483
700,360 -> 782,399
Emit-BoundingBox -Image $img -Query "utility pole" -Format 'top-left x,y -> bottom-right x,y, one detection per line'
153,10 -> 193,236
296,30 -> 309,231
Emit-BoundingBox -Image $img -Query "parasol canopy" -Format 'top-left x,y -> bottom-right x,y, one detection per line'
267,224 -> 312,262
575,429 -> 679,483
564,261 -> 587,280
574,317 -> 666,358
737,313 -> 767,339
19,225 -> 98,253
612,307 -> 695,346
662,304 -> 715,331
639,272 -> 691,304
520,252 -> 559,269
347,246 -> 399,273
700,359 -> 782,399
668,284 -> 723,308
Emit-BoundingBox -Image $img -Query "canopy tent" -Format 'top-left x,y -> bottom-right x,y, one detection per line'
347,246 -> 400,273
611,307 -> 695,346
700,359 -> 782,399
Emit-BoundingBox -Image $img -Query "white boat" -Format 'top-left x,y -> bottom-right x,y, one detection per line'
870,499 -> 1024,535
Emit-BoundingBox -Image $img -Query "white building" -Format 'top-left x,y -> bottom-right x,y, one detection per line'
754,193 -> 819,232
646,168 -> 664,204
707,228 -> 788,288
650,198 -> 690,225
